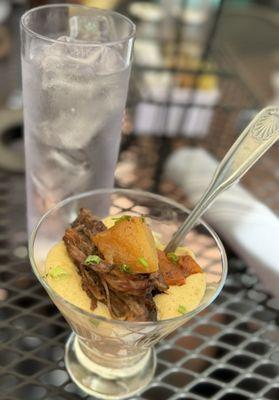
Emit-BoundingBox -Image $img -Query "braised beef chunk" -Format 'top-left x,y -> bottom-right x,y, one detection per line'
91,265 -> 164,321
79,262 -> 162,321
63,208 -> 106,266
79,267 -> 103,310
80,262 -> 164,321
150,271 -> 169,293
103,269 -> 152,296
88,262 -> 114,274
143,293 -> 158,321
71,208 -> 106,236
63,228 -> 91,266
63,209 -> 168,322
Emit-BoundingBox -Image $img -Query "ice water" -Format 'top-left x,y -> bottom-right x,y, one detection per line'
22,36 -> 131,233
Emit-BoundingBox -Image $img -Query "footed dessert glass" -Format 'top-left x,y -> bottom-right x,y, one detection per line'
30,189 -> 227,399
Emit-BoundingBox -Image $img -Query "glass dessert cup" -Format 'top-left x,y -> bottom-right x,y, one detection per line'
29,189 -> 227,400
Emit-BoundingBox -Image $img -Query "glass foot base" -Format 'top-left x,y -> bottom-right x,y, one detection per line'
65,333 -> 156,400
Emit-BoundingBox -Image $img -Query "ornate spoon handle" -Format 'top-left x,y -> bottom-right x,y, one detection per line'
165,106 -> 279,253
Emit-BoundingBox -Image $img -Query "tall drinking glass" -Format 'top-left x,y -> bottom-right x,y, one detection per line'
21,5 -> 135,233
30,188 -> 227,400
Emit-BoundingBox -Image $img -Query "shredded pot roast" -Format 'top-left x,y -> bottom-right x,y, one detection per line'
63,208 -> 168,321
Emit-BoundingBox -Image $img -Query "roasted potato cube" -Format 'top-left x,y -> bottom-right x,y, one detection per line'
93,216 -> 158,273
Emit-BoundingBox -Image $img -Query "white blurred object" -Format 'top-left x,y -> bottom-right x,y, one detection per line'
0,0 -> 11,24
129,2 -> 163,22
134,39 -> 163,67
165,147 -> 279,297
134,85 -> 220,137
133,39 -> 219,137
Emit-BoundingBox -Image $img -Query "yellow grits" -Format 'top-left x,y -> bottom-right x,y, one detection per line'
154,274 -> 206,319
45,241 -> 111,318
45,241 -> 206,321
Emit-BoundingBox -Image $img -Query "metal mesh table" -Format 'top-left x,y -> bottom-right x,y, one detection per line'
0,146 -> 278,400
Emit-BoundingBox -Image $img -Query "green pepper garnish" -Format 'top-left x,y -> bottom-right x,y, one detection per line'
84,255 -> 101,265
138,257 -> 149,268
49,266 -> 69,279
167,252 -> 179,263
119,264 -> 131,273
177,304 -> 186,315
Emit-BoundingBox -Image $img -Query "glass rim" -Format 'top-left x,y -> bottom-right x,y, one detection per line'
21,3 -> 136,47
29,188 -> 228,327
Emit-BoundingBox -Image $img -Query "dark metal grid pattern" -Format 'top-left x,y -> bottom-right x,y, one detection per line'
123,0 -> 278,214
126,45 -> 279,213
0,2 -> 278,398
1,158 -> 279,400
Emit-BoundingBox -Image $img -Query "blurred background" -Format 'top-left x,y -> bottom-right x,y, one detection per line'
0,0 -> 278,217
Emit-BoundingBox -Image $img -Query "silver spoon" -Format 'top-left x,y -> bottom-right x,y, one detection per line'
165,106 -> 279,253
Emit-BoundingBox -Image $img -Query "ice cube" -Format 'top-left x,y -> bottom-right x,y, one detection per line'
32,147 -> 90,195
29,38 -> 49,62
87,45 -> 125,75
69,13 -> 118,43
40,37 -> 125,91
39,110 -> 104,149
30,35 -> 127,150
